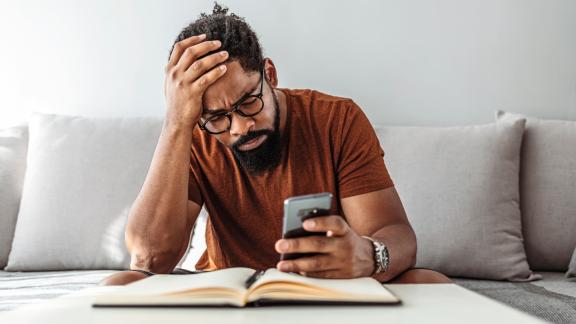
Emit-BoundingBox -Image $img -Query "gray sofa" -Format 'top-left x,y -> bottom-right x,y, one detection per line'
0,111 -> 575,323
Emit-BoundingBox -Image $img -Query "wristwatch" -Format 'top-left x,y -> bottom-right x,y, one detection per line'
361,236 -> 390,275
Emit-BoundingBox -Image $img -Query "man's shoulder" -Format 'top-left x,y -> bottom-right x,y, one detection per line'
283,88 -> 362,123
283,88 -> 355,108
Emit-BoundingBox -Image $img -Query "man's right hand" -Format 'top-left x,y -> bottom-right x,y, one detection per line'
164,34 -> 229,128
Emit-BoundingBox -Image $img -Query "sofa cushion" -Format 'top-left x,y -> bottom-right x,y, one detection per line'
0,269 -> 117,311
454,272 -> 576,324
0,125 -> 28,268
5,113 -> 163,271
376,117 -> 539,281
497,111 -> 576,271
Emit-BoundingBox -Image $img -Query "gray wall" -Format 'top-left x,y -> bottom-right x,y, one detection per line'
1,0 -> 575,127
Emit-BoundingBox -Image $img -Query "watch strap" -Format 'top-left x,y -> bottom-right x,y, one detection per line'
361,236 -> 390,275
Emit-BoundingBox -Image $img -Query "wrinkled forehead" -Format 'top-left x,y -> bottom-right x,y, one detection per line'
202,60 -> 259,113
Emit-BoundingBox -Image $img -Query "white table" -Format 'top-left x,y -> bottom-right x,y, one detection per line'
1,284 -> 545,324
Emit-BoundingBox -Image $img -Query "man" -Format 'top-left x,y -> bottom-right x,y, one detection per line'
101,4 -> 450,286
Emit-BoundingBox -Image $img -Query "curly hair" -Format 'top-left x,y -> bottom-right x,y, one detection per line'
169,2 -> 264,73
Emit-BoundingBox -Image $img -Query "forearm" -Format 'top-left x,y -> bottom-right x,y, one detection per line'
370,223 -> 417,282
125,121 -> 195,272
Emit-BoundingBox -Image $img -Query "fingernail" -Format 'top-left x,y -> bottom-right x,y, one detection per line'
219,65 -> 227,71
220,51 -> 228,57
279,262 -> 291,272
305,220 -> 316,229
198,34 -> 206,39
213,40 -> 221,46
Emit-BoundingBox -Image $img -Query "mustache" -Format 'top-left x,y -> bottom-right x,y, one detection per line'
232,129 -> 274,149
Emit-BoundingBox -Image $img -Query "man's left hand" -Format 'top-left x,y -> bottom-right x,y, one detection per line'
275,215 -> 375,279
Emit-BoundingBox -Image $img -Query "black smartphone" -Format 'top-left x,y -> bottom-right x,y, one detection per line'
280,192 -> 333,261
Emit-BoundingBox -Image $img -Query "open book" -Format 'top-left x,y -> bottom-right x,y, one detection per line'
93,267 -> 401,307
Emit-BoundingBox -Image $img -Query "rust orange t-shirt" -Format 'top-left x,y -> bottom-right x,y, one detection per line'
188,89 -> 394,271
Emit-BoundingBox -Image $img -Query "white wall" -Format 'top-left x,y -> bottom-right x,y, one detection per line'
1,0 -> 575,128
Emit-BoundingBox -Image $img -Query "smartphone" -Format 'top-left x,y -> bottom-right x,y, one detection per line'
280,192 -> 333,261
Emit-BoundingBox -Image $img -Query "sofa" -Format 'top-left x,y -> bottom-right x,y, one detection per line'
0,111 -> 575,323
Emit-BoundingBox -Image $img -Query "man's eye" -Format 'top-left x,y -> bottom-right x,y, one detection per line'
240,97 -> 258,106
208,114 -> 226,122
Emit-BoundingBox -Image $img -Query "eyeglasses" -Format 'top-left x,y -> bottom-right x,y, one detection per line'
198,66 -> 265,135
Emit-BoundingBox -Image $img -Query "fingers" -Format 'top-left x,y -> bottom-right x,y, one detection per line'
191,64 -> 227,93
177,40 -> 223,71
301,270 -> 344,279
165,38 -> 228,97
275,236 -> 337,254
168,34 -> 207,67
303,215 -> 349,237
277,255 -> 337,273
186,50 -> 229,80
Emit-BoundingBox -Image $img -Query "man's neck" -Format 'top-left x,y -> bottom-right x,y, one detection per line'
275,89 -> 288,136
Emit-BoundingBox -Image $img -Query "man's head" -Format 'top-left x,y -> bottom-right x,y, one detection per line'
170,3 -> 283,174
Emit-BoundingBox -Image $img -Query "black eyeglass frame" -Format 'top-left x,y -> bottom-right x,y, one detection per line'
198,66 -> 265,135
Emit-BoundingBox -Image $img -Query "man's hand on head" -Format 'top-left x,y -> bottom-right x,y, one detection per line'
164,34 -> 229,128
274,215 -> 376,279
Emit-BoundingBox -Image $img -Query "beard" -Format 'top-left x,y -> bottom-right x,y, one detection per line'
231,90 -> 282,175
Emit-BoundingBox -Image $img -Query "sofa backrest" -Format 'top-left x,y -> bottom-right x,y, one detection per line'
1,112 -> 575,278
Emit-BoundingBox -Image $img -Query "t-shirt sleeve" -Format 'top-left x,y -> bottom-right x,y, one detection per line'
335,100 -> 394,198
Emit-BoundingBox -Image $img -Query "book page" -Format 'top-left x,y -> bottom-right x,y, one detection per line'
93,267 -> 257,307
108,267 -> 255,295
118,268 -> 254,295
248,268 -> 399,303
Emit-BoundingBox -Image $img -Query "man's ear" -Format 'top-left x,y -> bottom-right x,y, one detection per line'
263,58 -> 278,88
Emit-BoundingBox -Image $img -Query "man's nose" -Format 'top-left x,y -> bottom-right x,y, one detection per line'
229,113 -> 255,137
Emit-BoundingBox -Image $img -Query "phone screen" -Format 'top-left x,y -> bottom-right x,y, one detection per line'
281,192 -> 333,260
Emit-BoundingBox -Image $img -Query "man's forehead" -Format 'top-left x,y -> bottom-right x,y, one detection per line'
202,61 -> 258,113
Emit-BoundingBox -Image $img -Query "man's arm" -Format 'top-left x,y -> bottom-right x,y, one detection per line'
275,187 -> 417,282
124,124 -> 200,274
341,187 -> 417,282
125,34 -> 229,273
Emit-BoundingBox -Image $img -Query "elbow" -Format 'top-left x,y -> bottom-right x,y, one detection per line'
129,247 -> 183,274
125,230 -> 188,274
